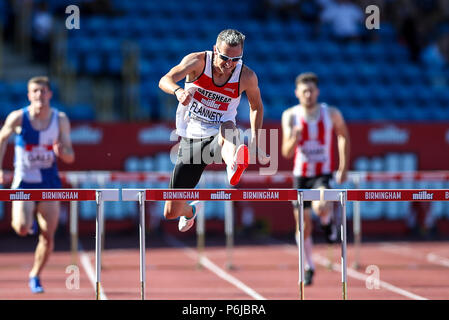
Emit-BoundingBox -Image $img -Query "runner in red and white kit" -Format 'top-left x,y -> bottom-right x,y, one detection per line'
159,29 -> 269,232
282,72 -> 350,285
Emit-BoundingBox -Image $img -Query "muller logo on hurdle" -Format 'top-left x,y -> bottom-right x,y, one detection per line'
412,191 -> 434,200
9,191 -> 31,200
210,191 -> 232,200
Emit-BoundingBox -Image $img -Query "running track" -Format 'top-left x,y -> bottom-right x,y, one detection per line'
1,233 -> 449,301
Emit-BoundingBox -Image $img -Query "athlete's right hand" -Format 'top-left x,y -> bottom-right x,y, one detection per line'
0,170 -> 6,185
292,126 -> 302,141
175,88 -> 192,106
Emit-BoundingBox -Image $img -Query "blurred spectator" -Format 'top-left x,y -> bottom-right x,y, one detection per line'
31,1 -> 53,64
421,33 -> 449,68
320,0 -> 364,42
393,0 -> 445,62
398,8 -> 421,62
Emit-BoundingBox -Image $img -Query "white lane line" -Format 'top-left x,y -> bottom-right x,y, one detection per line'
274,238 -> 428,300
427,253 -> 449,268
79,245 -> 108,300
380,243 -> 449,269
313,253 -> 428,300
165,235 -> 266,300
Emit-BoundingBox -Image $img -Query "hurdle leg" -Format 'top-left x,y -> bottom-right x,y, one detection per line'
297,191 -> 305,300
326,203 -> 337,270
352,175 -> 362,270
138,191 -> 146,300
353,200 -> 361,270
196,200 -> 205,269
95,191 -> 104,300
225,200 -> 234,270
340,191 -> 348,300
70,200 -> 78,266
101,201 -> 106,269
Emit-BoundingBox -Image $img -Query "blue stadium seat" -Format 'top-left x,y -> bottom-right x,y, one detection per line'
340,105 -> 365,121
106,53 -> 123,74
83,16 -> 110,37
387,44 -> 411,63
377,22 -> 397,41
406,106 -> 428,120
84,52 -> 103,74
0,101 -> 17,120
390,83 -> 411,107
0,82 -> 7,97
66,104 -> 96,120
56,0 -> 448,124
398,64 -> 422,85
363,106 -> 385,120
348,84 -> 370,106
317,41 -> 341,62
364,43 -> 387,62
340,43 -> 364,63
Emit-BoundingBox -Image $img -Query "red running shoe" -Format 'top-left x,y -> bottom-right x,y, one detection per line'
227,144 -> 249,186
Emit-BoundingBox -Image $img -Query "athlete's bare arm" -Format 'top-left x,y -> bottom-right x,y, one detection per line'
53,112 -> 74,164
240,66 -> 269,161
281,107 -> 302,159
0,110 -> 22,183
241,66 -> 263,134
329,106 -> 350,184
159,52 -> 206,106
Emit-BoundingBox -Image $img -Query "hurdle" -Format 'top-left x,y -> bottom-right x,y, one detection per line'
348,171 -> 449,270
0,188 -> 119,300
122,188 -> 320,300
323,188 -> 449,300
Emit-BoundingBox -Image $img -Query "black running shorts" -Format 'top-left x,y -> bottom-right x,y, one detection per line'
169,135 -> 222,189
292,174 -> 333,209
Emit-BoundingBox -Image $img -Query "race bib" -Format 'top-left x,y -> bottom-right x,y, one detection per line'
188,88 -> 230,124
300,140 -> 328,163
23,145 -> 55,169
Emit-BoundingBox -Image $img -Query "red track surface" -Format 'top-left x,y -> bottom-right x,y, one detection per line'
1,233 -> 449,301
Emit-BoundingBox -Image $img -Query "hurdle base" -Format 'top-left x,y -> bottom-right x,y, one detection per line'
299,282 -> 305,300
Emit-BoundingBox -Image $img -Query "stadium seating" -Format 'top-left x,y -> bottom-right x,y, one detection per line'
1,0 -> 448,122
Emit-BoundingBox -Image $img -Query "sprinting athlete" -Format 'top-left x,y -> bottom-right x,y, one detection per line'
159,29 -> 269,232
282,72 -> 350,285
0,76 -> 75,293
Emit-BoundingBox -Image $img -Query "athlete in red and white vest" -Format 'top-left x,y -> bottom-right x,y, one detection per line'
291,102 -> 334,177
159,29 -> 269,233
282,74 -> 350,185
177,50 -> 242,139
282,72 -> 350,285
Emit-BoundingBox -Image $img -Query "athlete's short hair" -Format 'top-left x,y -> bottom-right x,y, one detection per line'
28,76 -> 51,90
295,72 -> 319,87
216,29 -> 246,48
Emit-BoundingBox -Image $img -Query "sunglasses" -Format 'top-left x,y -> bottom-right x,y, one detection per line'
216,47 -> 243,62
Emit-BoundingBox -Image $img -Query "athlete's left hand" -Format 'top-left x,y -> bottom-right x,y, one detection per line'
53,142 -> 62,158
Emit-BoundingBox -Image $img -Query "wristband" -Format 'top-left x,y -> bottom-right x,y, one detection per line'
173,87 -> 182,95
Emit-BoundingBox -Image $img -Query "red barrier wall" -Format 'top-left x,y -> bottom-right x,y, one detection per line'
2,121 -> 448,171
1,121 -> 448,237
